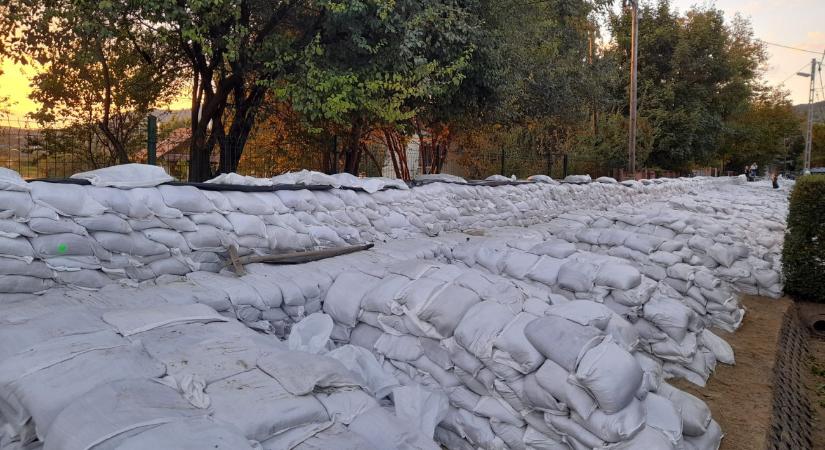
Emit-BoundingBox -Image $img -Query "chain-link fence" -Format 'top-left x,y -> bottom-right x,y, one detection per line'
1,117 -> 148,179
2,117 -> 703,182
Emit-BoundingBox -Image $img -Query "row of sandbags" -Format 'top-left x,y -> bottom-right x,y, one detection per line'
158,240 -> 725,449
429,235 -> 736,388
0,166 -> 720,294
0,287 -> 437,450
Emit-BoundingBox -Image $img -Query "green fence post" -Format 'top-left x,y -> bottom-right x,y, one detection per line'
147,115 -> 157,165
563,154 -> 569,177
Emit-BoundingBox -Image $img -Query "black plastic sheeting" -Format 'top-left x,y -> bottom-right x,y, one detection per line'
28,176 -> 552,192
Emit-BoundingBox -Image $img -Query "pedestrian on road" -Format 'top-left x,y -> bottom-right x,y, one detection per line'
771,172 -> 779,189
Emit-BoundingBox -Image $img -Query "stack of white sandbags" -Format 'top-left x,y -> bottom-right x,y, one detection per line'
136,241 -> 726,449
435,236 -> 734,387
0,166 -> 724,294
0,285 -> 437,450
211,242 -> 719,449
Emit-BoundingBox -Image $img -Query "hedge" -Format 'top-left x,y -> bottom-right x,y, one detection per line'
782,175 -> 825,301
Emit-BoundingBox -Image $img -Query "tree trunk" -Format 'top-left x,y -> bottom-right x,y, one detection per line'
343,121 -> 363,175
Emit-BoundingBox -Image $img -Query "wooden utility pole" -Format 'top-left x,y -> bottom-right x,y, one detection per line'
803,58 -> 816,172
627,0 -> 639,178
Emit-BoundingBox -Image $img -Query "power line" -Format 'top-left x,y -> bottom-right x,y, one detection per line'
779,61 -> 816,85
762,41 -> 823,55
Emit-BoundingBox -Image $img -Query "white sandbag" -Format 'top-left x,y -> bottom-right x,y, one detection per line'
612,277 -> 658,307
441,407 -> 506,449
288,312 -> 334,354
503,251 -> 540,280
454,301 -> 516,359
546,301 -> 613,330
0,236 -> 35,262
31,233 -> 108,259
0,190 -> 34,217
257,350 -> 362,396
349,405 -> 441,450
580,397 -> 645,442
70,164 -> 173,187
415,173 -> 467,184
526,256 -> 566,285
315,389 -> 377,426
563,175 -> 592,184
2,342 -> 166,436
106,417 -> 257,450
493,312 -> 545,373
327,345 -> 399,399
699,330 -> 734,365
0,167 -> 29,191
0,259 -> 52,278
545,414 -> 605,448
643,296 -> 693,342
643,392 -> 683,444
30,182 -> 106,217
525,315 -> 604,372
683,419 -> 723,450
595,176 -> 618,184
93,231 -> 169,257
528,241 -> 577,259
0,218 -> 34,238
608,425 -> 678,449
28,217 -> 89,235
74,214 -> 132,233
206,368 -> 330,442
323,272 -> 381,327
393,384 -> 449,438
123,187 -> 183,218
102,304 -> 228,336
43,378 -> 205,450
557,261 -> 598,292
416,283 -> 481,337
574,338 -> 643,414
666,263 -> 695,282
595,264 -> 642,290
54,269 -> 114,289
657,382 -> 711,437
138,323 -> 261,384
271,170 -> 342,188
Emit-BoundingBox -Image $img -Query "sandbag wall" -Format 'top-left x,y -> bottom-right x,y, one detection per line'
0,170 -> 718,295
164,240 -> 725,450
0,286 -> 439,450
428,235 -> 736,388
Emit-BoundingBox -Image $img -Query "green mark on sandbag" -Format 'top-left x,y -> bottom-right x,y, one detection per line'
57,243 -> 68,254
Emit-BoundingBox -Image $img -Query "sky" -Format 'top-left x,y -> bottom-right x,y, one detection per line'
1,0 -> 823,122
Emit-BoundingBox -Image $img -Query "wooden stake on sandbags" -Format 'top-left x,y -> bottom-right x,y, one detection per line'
226,243 -> 375,276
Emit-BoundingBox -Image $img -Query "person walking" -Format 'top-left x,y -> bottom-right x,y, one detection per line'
771,171 -> 779,189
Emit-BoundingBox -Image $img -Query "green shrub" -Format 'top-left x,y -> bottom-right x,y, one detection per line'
782,175 -> 825,301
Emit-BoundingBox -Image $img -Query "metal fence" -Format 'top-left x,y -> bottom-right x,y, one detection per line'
1,117 -> 148,179
2,117 -> 698,182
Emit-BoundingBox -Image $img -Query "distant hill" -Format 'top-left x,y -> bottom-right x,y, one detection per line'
794,100 -> 825,123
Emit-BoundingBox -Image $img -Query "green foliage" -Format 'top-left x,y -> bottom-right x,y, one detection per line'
782,175 -> 825,301
1,0 -> 182,163
721,87 -> 803,172
605,2 -> 766,170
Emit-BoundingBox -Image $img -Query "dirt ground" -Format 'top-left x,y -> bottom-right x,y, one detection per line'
672,295 -> 792,450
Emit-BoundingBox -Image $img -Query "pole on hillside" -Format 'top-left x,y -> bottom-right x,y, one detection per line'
803,58 -> 816,172
147,114 -> 157,166
627,0 -> 639,179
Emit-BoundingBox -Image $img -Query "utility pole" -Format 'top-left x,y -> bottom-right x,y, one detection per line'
803,58 -> 816,172
627,0 -> 639,178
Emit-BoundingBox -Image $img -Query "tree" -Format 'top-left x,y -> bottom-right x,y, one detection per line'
720,86 -> 803,172
1,0 -> 182,164
606,2 -> 766,169
273,0 -> 475,176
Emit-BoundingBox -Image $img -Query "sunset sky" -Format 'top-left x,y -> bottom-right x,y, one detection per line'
1,0 -> 822,122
